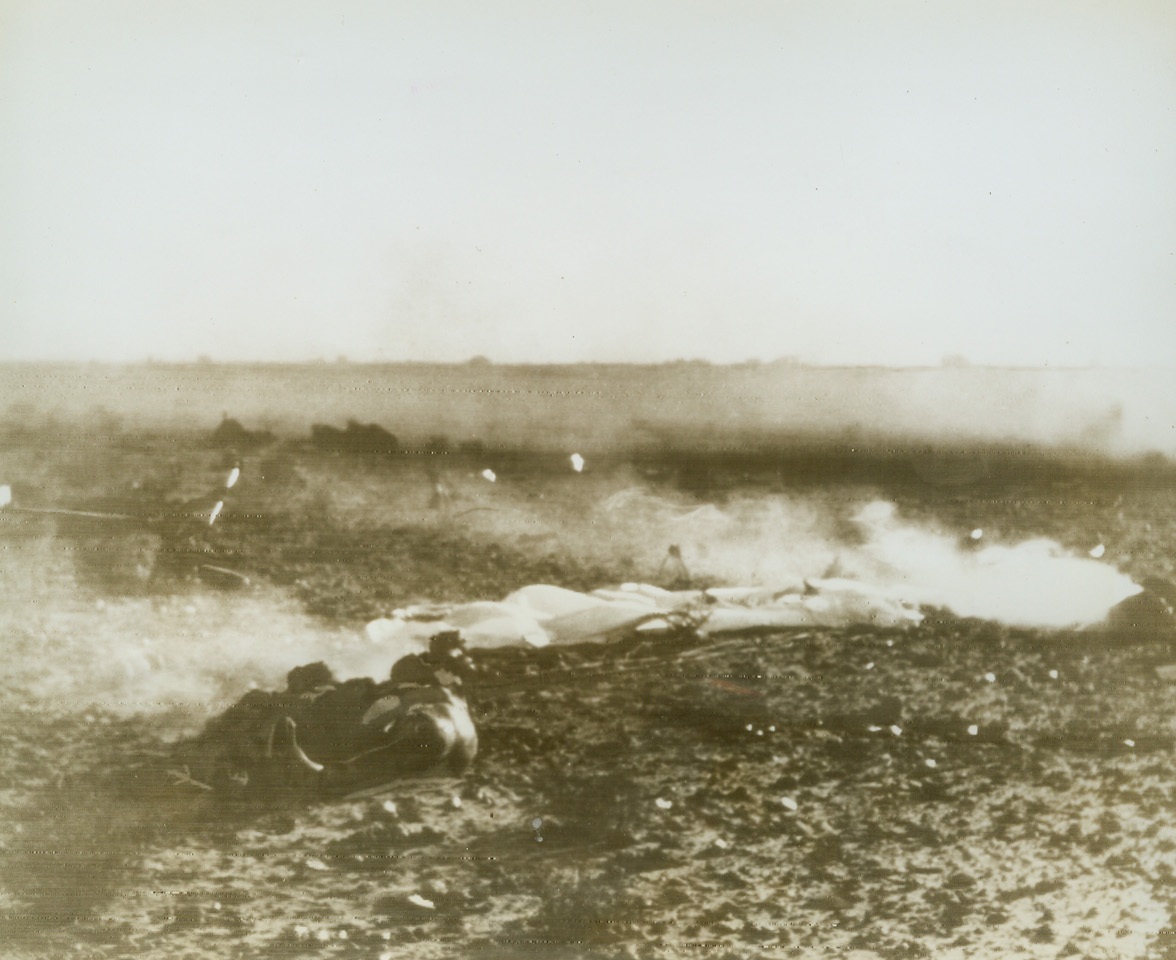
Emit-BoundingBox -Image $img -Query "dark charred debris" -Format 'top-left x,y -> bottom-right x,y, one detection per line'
174,632 -> 479,802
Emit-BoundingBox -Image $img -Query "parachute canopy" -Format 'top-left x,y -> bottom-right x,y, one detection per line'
366,578 -> 925,651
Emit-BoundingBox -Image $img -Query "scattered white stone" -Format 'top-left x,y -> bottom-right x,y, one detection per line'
481,469 -> 496,483
984,672 -> 996,683
1089,543 -> 1106,559
316,928 -> 332,942
305,858 -> 329,871
655,797 -> 673,810
780,797 -> 799,811
381,800 -> 398,817
924,758 -> 937,769
407,894 -> 436,910
867,725 -> 882,733
865,662 -> 875,670
745,724 -> 754,732
1124,739 -> 1136,748
967,724 -> 979,736
293,924 -> 310,939
570,453 -> 585,472
889,725 -> 903,737
1048,669 -> 1059,680
450,795 -> 462,809
714,838 -> 730,849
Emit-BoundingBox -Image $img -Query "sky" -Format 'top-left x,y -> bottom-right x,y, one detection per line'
1,0 -> 1174,366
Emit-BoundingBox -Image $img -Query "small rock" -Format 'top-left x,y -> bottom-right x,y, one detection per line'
655,797 -> 673,810
407,893 -> 435,911
423,878 -> 449,899
780,797 -> 799,811
967,724 -> 979,736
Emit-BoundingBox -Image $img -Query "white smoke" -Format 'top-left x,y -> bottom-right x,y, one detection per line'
4,586 -> 416,730
838,501 -> 1141,627
524,485 -> 1141,629
0,487 -> 1143,726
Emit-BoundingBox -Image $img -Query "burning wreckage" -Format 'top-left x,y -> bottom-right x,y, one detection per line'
173,567 -> 1176,802
6,465 -> 1172,801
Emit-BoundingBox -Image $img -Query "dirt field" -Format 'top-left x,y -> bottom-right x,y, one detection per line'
2,430 -> 1176,959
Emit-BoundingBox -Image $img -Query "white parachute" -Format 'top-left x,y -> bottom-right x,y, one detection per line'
365,577 -> 925,651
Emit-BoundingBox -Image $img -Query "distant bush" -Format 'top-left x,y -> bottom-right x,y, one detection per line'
309,420 -> 399,456
210,416 -> 274,449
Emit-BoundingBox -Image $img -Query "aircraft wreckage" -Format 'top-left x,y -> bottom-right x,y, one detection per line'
173,571 -> 1175,802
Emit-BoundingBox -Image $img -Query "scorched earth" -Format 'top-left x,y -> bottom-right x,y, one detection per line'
1,433 -> 1176,960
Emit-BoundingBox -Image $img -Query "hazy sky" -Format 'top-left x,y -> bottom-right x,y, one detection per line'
2,1 -> 1174,365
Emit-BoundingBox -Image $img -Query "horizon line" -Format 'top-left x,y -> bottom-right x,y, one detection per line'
1,358 -> 1172,373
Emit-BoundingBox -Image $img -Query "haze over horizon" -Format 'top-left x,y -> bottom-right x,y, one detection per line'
3,1 -> 1174,368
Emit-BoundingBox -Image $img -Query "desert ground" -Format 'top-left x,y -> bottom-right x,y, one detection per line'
2,419 -> 1176,959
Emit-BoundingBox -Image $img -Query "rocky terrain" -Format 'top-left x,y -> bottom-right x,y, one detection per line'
2,432 -> 1176,959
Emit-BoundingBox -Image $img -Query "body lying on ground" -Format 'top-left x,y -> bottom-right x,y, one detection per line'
178,633 -> 477,799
